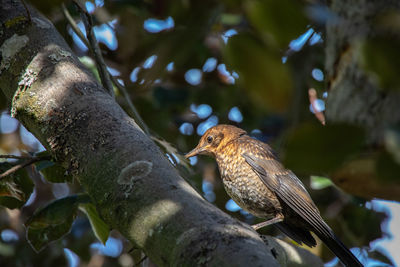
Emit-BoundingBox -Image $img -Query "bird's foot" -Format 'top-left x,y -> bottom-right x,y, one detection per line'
252,215 -> 283,230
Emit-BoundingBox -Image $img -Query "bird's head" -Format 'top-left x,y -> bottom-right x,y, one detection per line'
185,124 -> 246,158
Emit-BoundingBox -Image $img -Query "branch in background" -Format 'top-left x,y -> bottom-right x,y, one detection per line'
61,3 -> 89,48
72,1 -> 115,98
0,155 -> 50,179
61,4 -> 149,135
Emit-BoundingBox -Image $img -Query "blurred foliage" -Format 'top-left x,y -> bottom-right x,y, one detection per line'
0,0 -> 400,266
245,0 -> 308,48
224,33 -> 292,111
283,122 -> 365,173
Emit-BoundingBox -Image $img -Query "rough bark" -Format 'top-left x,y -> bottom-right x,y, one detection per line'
0,1 -> 323,266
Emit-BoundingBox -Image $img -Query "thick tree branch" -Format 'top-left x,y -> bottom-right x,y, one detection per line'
0,1 -> 322,266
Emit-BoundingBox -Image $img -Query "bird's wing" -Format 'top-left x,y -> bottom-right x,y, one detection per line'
242,153 -> 332,237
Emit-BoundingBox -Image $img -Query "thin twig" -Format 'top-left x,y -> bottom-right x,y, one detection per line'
21,0 -> 32,23
111,76 -> 150,134
134,255 -> 148,267
0,156 -> 47,179
62,3 -> 90,48
73,0 -> 115,98
0,155 -> 31,160
62,3 -> 149,135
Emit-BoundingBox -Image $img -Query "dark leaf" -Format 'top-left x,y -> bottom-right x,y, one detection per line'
332,156 -> 400,201
34,150 -> 51,158
35,160 -> 73,183
25,194 -> 91,252
366,249 -> 394,266
26,194 -> 90,228
283,123 -> 365,173
245,0 -> 308,48
0,162 -> 34,209
376,151 -> 400,183
27,216 -> 75,252
342,203 -> 387,245
362,36 -> 400,90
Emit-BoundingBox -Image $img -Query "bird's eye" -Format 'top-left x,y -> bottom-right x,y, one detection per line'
207,136 -> 213,143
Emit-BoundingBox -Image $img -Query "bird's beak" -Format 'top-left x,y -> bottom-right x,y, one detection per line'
185,146 -> 205,158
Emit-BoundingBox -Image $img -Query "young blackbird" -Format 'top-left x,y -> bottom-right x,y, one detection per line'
185,124 -> 362,267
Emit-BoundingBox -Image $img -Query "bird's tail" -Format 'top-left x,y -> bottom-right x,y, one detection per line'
276,222 -> 317,247
315,230 -> 363,267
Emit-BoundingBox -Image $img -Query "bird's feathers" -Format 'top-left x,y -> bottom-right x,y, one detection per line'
243,152 -> 333,237
275,222 -> 317,247
242,144 -> 363,267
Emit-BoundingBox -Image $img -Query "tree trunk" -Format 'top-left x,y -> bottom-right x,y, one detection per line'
325,0 -> 400,143
325,0 -> 400,200
0,1 -> 322,266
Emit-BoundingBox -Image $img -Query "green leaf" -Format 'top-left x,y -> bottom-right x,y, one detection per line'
0,162 -> 34,209
284,123 -> 365,173
310,176 -> 333,190
224,33 -> 292,112
27,216 -> 74,252
26,194 -> 90,228
25,194 -> 91,252
35,160 -> 73,183
342,202 -> 386,243
79,203 -> 110,244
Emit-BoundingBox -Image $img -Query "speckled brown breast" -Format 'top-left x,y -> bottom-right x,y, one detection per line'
215,138 -> 282,219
